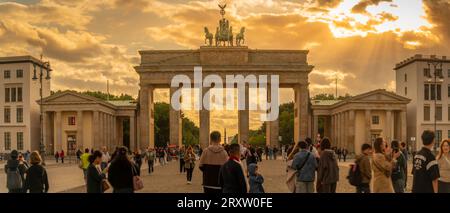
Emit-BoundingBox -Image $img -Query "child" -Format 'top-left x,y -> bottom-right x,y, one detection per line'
248,163 -> 265,193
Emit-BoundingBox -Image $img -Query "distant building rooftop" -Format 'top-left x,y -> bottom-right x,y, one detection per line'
394,54 -> 450,70
0,55 -> 52,69
311,99 -> 342,106
108,100 -> 137,107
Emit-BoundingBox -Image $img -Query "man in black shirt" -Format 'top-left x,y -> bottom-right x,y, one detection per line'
412,130 -> 440,193
219,143 -> 247,193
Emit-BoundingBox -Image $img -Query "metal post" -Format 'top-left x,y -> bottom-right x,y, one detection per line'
34,56 -> 51,165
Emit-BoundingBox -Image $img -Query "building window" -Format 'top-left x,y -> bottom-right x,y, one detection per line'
16,70 -> 23,78
4,70 -> 11,79
437,84 -> 442,100
424,84 -> 429,100
68,116 -> 76,126
404,74 -> 407,82
436,106 -> 442,121
431,84 -> 436,100
11,88 -> 16,102
424,106 -> 430,121
4,108 -> 11,123
17,132 -> 23,150
5,88 -> 10,102
448,69 -> 450,78
437,69 -> 444,78
372,116 -> 380,125
405,87 -> 407,95
16,107 -> 23,123
448,106 -> 450,121
448,85 -> 450,98
424,68 -> 431,78
17,87 -> 22,102
4,132 -> 11,151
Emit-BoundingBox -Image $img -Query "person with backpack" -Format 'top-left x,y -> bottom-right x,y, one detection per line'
391,140 -> 406,193
292,141 -> 317,193
351,144 -> 372,193
199,131 -> 229,193
4,150 -> 25,193
24,151 -> 49,193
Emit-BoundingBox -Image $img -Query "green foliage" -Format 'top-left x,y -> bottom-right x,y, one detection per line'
182,116 -> 199,146
51,90 -> 135,101
278,102 -> 294,145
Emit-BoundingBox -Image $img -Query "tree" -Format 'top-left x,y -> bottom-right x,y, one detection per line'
154,102 -> 170,147
312,93 -> 352,100
51,90 -> 135,101
278,102 -> 294,145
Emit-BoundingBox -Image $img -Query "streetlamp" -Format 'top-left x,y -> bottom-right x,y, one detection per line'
427,59 -> 443,153
32,57 -> 52,165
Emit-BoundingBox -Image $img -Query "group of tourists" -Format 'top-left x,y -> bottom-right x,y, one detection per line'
4,150 -> 49,193
54,150 -> 65,163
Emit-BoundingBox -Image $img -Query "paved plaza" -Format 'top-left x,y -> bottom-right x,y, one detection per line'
1,158 -> 413,193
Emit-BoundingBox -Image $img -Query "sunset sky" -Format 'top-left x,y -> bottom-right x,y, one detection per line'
1,0 -> 449,136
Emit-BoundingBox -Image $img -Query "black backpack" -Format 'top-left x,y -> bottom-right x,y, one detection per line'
347,163 -> 362,186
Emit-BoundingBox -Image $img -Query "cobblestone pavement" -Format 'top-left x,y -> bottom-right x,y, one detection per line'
64,158 -> 414,193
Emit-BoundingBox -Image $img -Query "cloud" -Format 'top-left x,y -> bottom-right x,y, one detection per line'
314,0 -> 342,8
423,0 -> 450,44
352,0 -> 393,14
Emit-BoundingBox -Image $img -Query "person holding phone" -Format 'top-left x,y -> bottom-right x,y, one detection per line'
372,137 -> 400,193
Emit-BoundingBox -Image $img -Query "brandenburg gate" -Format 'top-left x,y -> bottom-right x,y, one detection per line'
134,5 -> 313,149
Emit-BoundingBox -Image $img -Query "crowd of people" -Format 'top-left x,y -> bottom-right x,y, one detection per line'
4,129 -> 450,193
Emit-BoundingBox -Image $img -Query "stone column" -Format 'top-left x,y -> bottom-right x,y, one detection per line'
77,111 -> 83,149
55,111 -> 62,151
112,115 -> 116,150
385,110 -> 392,141
238,85 -> 249,144
130,116 -> 136,152
139,85 -> 155,149
365,109 -> 372,144
170,87 -> 182,147
338,112 -> 342,148
330,115 -> 335,143
98,112 -> 103,148
348,110 -> 355,153
401,110 -> 407,143
313,115 -> 319,139
199,87 -> 210,148
92,111 -> 99,149
294,84 -> 309,142
103,113 -> 107,148
265,85 -> 279,146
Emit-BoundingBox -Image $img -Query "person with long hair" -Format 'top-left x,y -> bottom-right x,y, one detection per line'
184,146 -> 196,184
24,151 -> 49,193
86,151 -> 106,193
317,138 -> 339,193
108,146 -> 138,193
436,139 -> 450,193
372,138 -> 400,193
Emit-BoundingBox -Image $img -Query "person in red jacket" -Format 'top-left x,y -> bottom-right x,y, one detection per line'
60,150 -> 65,164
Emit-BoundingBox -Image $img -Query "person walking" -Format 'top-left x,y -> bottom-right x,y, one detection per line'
199,131 -> 229,194
354,144 -> 372,193
265,146 -> 269,160
219,143 -> 247,193
273,146 -> 278,160
256,147 -> 263,162
412,131 -> 440,193
436,139 -> 450,193
179,146 -> 186,173
145,147 -> 156,174
292,141 -> 317,193
184,146 -> 196,184
24,151 -> 49,193
60,150 -> 65,164
248,163 -> 265,193
391,140 -> 406,193
76,149 -> 82,164
268,146 -> 273,160
342,149 -> 348,162
101,147 -> 110,170
317,138 -> 339,193
108,147 -> 137,193
133,150 -> 143,172
372,138 -> 399,193
79,148 -> 91,182
4,150 -> 26,193
86,151 -> 106,193
336,148 -> 342,162
54,151 -> 59,163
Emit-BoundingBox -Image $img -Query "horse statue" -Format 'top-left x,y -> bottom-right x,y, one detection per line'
215,26 -> 233,46
204,27 -> 213,46
236,27 -> 245,46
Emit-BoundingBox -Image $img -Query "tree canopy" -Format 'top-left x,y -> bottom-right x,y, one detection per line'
51,90 -> 134,101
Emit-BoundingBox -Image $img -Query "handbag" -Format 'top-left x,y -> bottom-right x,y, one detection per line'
101,179 -> 110,192
132,165 -> 144,191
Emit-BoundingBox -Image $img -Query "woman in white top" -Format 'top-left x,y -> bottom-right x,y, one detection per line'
437,139 -> 450,193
